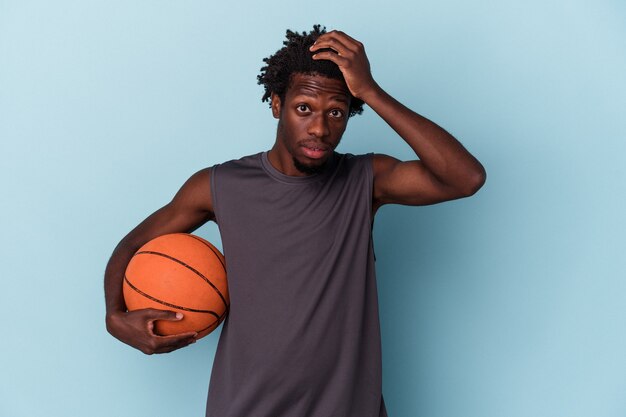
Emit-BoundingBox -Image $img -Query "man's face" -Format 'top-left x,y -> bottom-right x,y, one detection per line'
271,73 -> 351,176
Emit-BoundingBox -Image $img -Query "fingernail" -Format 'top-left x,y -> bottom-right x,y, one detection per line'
176,312 -> 183,319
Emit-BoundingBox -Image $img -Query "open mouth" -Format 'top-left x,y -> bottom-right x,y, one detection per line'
301,144 -> 329,160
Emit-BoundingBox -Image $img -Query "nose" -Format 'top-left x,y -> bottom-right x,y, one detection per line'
307,114 -> 330,138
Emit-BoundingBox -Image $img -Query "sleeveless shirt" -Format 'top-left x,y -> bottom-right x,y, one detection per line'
206,151 -> 388,417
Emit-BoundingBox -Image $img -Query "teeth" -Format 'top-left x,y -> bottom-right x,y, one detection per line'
304,145 -> 325,152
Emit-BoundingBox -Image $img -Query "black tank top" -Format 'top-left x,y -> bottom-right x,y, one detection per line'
207,151 -> 387,417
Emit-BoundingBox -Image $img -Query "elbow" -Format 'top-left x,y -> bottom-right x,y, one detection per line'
459,165 -> 487,197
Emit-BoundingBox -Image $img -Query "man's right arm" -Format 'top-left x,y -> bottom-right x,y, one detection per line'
104,168 -> 215,354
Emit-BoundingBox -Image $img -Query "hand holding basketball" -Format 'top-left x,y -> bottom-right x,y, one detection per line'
106,308 -> 197,355
123,233 -> 229,339
107,233 -> 229,354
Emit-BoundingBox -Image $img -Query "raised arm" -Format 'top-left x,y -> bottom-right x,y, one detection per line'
310,31 -> 486,211
105,168 -> 215,354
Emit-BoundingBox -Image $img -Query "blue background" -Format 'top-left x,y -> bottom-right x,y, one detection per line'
1,1 -> 625,416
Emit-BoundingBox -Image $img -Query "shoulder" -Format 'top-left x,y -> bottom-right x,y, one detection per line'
330,153 -> 375,191
174,152 -> 261,207
212,152 -> 263,172
336,152 -> 374,172
371,153 -> 400,177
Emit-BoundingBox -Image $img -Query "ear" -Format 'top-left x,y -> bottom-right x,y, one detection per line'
271,93 -> 281,119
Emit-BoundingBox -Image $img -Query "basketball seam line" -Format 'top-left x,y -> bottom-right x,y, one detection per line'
124,275 -> 224,319
134,250 -> 229,311
171,234 -> 228,318
197,317 -> 225,335
187,234 -> 227,273
184,236 -> 230,317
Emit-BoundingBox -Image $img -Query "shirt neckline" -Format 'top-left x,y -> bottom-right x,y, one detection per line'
260,151 -> 338,184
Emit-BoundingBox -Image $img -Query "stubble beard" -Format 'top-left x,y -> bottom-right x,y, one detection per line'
293,156 -> 327,176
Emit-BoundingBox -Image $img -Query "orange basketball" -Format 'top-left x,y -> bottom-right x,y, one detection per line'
123,233 -> 229,339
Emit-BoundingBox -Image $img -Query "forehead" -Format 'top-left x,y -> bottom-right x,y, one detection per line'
286,73 -> 350,101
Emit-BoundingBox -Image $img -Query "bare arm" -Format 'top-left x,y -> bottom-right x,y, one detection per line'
105,168 -> 215,354
311,31 -> 486,211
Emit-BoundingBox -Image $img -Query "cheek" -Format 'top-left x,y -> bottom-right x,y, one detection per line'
285,115 -> 306,135
331,121 -> 348,137
278,117 -> 301,145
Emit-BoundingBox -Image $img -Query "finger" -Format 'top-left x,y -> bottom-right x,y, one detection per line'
152,332 -> 198,354
141,309 -> 183,336
331,30 -> 363,48
315,30 -> 363,53
311,39 -> 353,57
310,33 -> 356,56
158,331 -> 198,343
143,308 -> 184,321
319,31 -> 366,61
311,51 -> 350,67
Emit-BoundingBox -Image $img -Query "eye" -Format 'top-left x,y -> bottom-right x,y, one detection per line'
329,109 -> 345,118
296,104 -> 310,113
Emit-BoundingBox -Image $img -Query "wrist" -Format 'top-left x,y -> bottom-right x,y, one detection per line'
357,81 -> 384,105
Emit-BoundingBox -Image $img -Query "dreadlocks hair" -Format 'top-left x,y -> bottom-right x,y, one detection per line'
257,25 -> 365,117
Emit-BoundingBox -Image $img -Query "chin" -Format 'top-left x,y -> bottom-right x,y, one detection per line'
293,156 -> 327,175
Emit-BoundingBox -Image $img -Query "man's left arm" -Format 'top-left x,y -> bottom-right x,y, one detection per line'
311,31 -> 486,211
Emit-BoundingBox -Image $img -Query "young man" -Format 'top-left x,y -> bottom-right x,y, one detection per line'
105,25 -> 485,417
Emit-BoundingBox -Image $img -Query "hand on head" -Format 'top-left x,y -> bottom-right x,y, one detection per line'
309,30 -> 378,100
